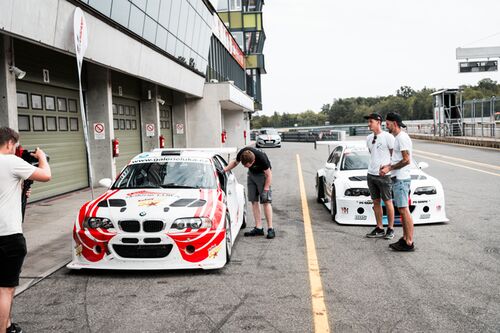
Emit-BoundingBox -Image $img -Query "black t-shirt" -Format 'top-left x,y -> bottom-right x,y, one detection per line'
236,147 -> 271,174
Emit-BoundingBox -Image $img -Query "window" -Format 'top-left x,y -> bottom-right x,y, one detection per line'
33,116 -> 44,131
143,16 -> 158,43
113,118 -> 119,130
131,106 -> 136,116
47,116 -> 57,131
57,98 -> 67,112
128,4 -> 145,36
131,120 -> 137,129
89,0 -> 112,15
112,104 -> 118,115
110,0 -> 131,26
68,99 -> 78,112
126,119 -> 131,130
17,92 -> 29,108
118,105 -> 124,115
155,26 -> 168,50
230,0 -> 242,11
158,0 -> 172,27
146,0 -> 160,19
124,106 -> 130,116
18,115 -> 30,131
45,96 -> 56,111
31,94 -> 43,110
232,31 -> 244,50
70,118 -> 79,131
120,119 -> 126,130
59,117 -> 68,131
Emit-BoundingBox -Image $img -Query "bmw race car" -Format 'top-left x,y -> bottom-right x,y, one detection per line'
67,148 -> 246,270
315,141 -> 448,225
255,128 -> 281,148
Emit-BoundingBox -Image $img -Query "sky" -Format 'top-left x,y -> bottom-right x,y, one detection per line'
258,0 -> 500,116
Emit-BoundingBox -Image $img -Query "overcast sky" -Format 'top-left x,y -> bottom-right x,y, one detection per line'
258,0 -> 500,116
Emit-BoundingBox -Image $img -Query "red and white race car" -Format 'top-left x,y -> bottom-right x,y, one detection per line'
67,148 -> 246,270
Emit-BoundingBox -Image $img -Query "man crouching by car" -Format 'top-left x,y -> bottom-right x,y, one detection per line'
0,127 -> 51,333
224,147 -> 275,239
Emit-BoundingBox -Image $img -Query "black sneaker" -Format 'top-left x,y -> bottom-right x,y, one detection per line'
244,227 -> 264,237
6,323 -> 23,333
384,228 -> 395,240
389,237 -> 405,249
366,227 -> 385,238
266,228 -> 275,239
390,239 -> 415,252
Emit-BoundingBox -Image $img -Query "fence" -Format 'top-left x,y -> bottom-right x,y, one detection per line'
406,97 -> 500,139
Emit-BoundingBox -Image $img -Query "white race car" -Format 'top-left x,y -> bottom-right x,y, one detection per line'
255,128 -> 281,148
67,148 -> 246,270
315,141 -> 449,225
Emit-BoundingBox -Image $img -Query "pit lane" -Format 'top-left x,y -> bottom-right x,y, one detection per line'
12,140 -> 500,332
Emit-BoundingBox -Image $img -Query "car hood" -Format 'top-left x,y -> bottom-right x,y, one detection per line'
257,134 -> 281,140
88,188 -> 221,222
338,168 -> 436,188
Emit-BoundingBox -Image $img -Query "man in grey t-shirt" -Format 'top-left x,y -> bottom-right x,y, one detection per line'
0,127 -> 51,333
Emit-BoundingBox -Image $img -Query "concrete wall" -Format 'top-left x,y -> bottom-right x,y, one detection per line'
140,83 -> 160,152
86,63 -> 115,184
186,88 -> 222,148
223,109 -> 246,149
0,0 -> 205,97
0,35 -> 17,128
172,92 -> 188,148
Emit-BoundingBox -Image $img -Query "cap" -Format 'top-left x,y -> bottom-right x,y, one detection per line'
385,112 -> 407,128
363,113 -> 382,122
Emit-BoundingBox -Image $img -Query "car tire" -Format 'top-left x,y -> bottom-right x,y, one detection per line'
225,212 -> 232,264
331,185 -> 337,222
316,176 -> 324,203
241,193 -> 247,229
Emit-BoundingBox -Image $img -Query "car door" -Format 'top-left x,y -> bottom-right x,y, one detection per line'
214,155 -> 238,231
324,146 -> 343,197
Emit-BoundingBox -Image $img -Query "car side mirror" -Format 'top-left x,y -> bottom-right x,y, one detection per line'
418,161 -> 429,169
98,178 -> 113,188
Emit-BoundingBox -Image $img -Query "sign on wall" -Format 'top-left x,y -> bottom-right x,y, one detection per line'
212,15 -> 245,69
93,123 -> 105,140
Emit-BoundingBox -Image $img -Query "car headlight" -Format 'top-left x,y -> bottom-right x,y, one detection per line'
414,186 -> 437,195
344,188 -> 370,196
83,217 -> 114,229
171,217 -> 212,230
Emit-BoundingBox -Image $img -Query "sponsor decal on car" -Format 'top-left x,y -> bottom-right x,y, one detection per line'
357,200 -> 373,204
355,215 -> 367,220
420,213 -> 431,219
137,198 -> 162,207
208,242 -> 223,259
131,156 -> 211,164
126,190 -> 175,198
341,207 -> 349,214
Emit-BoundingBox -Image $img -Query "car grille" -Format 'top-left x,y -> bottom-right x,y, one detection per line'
119,220 -> 140,232
143,220 -> 164,232
113,244 -> 173,258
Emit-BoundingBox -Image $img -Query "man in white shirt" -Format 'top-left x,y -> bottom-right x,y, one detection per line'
0,127 -> 51,333
379,113 -> 415,251
364,113 -> 396,239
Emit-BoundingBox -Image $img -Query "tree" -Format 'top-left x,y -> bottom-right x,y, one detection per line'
396,86 -> 416,99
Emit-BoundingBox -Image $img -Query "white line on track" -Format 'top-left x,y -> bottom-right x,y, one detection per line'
413,149 -> 500,171
413,153 -> 500,177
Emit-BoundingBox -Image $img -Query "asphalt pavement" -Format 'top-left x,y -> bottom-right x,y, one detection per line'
12,138 -> 500,332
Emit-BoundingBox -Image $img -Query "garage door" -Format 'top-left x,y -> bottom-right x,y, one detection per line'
112,97 -> 142,172
159,104 -> 173,148
16,81 -> 88,202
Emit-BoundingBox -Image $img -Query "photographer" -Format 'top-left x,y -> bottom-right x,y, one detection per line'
0,127 -> 51,333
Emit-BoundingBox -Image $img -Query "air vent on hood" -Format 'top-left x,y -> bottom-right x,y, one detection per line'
188,199 -> 207,207
349,176 -> 367,181
170,198 -> 197,207
97,199 -> 127,207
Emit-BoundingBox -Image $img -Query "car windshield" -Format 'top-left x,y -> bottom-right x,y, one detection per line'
261,129 -> 278,135
340,150 -> 370,170
113,160 -> 217,189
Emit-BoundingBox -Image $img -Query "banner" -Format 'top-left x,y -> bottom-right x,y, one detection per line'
73,8 -> 95,198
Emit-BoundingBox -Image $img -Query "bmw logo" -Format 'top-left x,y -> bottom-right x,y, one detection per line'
139,211 -> 146,217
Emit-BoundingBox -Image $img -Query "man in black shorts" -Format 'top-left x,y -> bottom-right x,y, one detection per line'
0,127 -> 51,333
224,147 -> 275,239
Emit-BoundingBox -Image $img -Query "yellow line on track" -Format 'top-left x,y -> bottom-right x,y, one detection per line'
296,154 -> 330,333
413,153 -> 500,177
413,149 -> 500,171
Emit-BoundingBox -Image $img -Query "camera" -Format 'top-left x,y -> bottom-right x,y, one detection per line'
15,146 -> 50,166
15,145 -> 50,221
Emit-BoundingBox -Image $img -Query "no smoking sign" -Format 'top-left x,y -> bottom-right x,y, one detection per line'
146,123 -> 155,137
93,123 -> 105,140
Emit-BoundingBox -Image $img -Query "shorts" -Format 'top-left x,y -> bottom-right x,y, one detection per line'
247,172 -> 272,204
0,233 -> 27,287
367,174 -> 393,201
393,178 -> 411,208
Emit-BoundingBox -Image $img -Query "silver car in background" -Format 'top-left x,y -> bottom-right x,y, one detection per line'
255,128 -> 282,148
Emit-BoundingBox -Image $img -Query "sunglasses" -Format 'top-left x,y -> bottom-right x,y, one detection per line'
372,135 -> 377,144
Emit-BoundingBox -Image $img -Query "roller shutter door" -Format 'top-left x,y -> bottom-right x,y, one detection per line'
112,97 -> 142,172
159,104 -> 173,148
16,81 -> 88,202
